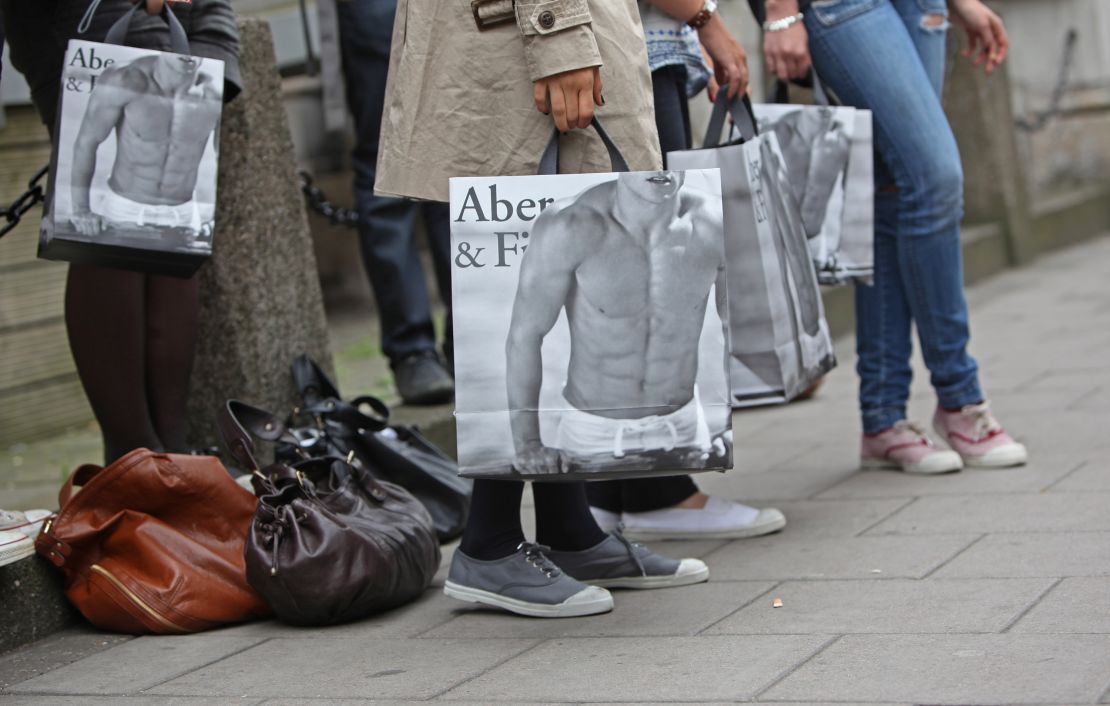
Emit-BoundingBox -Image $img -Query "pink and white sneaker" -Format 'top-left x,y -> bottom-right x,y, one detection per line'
861,421 -> 963,474
933,402 -> 1027,468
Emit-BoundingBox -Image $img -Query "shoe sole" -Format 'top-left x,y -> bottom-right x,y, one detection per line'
860,456 -> 963,475
962,446 -> 1029,469
585,561 -> 710,590
0,541 -> 34,568
621,516 -> 787,542
443,580 -> 613,618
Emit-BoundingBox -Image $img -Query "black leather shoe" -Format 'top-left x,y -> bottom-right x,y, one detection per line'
393,351 -> 455,405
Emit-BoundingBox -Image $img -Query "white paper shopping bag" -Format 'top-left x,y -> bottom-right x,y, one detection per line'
450,122 -> 733,480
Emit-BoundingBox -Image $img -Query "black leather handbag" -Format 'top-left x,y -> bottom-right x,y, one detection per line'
218,400 -> 441,626
287,355 -> 471,543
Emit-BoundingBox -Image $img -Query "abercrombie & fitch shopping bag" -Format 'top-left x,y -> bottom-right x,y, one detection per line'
39,2 -> 224,277
753,76 -> 874,285
669,96 -> 837,407
451,122 -> 733,481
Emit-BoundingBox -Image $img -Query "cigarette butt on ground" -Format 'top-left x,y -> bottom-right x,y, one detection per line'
772,597 -> 783,608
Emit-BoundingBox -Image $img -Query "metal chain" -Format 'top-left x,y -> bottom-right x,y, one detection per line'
1015,28 -> 1079,132
298,170 -> 361,228
0,165 -> 50,239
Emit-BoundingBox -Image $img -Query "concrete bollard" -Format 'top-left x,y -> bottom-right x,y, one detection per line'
185,18 -> 334,453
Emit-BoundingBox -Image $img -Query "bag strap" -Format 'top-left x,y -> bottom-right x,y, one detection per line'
218,400 -> 293,471
704,92 -> 758,148
772,70 -> 833,107
102,0 -> 191,55
537,117 -> 630,175
57,463 -> 106,508
291,354 -> 341,406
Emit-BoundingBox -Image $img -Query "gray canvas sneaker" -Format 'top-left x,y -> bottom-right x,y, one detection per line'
444,543 -> 614,618
548,532 -> 710,589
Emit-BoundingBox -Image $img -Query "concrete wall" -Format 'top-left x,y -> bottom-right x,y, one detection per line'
995,0 -> 1110,196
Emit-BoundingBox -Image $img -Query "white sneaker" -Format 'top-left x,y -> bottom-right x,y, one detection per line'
589,506 -> 621,533
0,509 -> 52,539
0,530 -> 34,568
620,496 -> 787,541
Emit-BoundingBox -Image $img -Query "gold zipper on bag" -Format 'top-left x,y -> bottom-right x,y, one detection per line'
89,564 -> 190,633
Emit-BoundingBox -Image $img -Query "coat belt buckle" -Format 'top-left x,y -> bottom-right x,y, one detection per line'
472,0 -> 515,31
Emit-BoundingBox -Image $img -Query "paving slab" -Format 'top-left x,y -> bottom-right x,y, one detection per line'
259,702 -> 569,706
817,457 -> 1086,499
696,464 -> 858,502
148,638 -> 537,700
865,493 -> 1110,535
702,534 -> 979,581
211,589 -> 460,640
933,532 -> 1110,578
762,634 -> 1110,704
1009,578 -> 1110,633
6,635 -> 265,696
767,498 -> 912,536
0,698 -> 262,706
441,635 -> 829,702
0,628 -> 130,690
423,581 -> 774,639
1050,461 -> 1110,492
706,578 -> 1054,635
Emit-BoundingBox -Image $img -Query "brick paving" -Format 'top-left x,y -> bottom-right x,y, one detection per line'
1,235 -> 1108,705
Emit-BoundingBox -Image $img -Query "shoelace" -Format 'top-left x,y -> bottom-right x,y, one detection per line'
962,402 -> 1002,441
518,542 -> 561,578
612,525 -> 648,577
893,420 -> 934,446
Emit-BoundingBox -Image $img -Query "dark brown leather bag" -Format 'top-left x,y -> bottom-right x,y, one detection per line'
219,400 -> 441,626
35,449 -> 270,634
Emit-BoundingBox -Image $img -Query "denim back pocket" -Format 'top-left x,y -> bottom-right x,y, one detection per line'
808,0 -> 885,27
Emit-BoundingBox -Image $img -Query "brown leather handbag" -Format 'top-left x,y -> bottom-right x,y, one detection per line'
219,400 -> 441,626
35,449 -> 270,634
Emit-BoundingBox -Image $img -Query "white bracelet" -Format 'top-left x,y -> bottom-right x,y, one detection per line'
763,12 -> 804,32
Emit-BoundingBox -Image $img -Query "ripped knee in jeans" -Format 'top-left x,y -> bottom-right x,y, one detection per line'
920,12 -> 949,32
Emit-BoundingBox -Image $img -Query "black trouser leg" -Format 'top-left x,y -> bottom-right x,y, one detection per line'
458,479 -> 525,561
585,476 -> 700,514
534,482 -> 607,552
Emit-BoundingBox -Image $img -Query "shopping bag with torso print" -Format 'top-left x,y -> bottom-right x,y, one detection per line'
669,95 -> 837,407
753,75 -> 874,285
450,120 -> 733,480
39,1 -> 224,277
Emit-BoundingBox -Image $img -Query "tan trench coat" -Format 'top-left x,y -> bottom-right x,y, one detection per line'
376,0 -> 663,202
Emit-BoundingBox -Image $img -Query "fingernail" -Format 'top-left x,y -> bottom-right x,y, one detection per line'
600,93 -> 606,105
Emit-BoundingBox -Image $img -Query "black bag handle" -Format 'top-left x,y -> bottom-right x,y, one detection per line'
102,0 -> 190,55
772,70 -> 833,107
537,117 -> 630,175
218,399 -> 295,471
704,91 -> 759,149
290,354 -> 390,431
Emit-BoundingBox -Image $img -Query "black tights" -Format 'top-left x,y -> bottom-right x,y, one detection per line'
66,263 -> 200,464
459,479 -> 609,560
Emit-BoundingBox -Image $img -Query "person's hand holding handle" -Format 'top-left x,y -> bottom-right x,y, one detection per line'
763,0 -> 811,81
534,67 -> 604,132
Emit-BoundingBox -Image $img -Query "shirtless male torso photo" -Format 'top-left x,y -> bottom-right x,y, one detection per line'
505,171 -> 729,475
70,53 -> 222,237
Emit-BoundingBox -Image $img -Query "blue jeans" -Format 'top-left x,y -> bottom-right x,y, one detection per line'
336,0 -> 453,365
805,0 -> 983,434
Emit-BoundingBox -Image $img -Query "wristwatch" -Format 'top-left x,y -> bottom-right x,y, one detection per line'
687,0 -> 718,29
